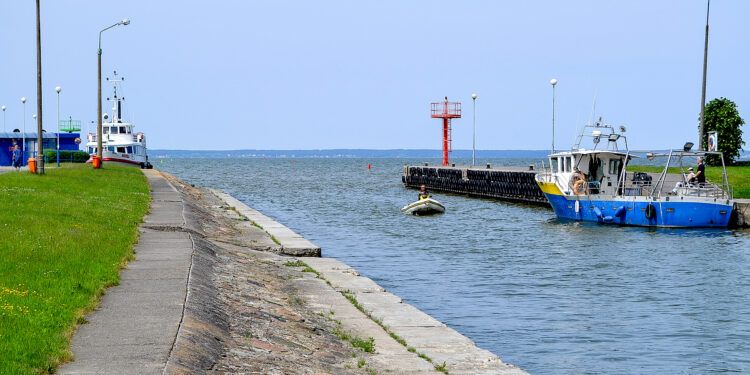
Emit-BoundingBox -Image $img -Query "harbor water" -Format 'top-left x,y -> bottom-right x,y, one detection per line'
158,157 -> 750,374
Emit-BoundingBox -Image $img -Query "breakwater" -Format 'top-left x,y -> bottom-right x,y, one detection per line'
402,164 -> 548,205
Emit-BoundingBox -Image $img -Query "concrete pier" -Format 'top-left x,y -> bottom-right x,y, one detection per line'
402,165 -> 547,205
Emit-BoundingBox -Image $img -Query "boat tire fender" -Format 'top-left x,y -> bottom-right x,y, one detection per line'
645,204 -> 656,220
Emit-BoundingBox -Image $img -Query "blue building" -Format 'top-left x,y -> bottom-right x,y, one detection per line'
0,131 -> 81,166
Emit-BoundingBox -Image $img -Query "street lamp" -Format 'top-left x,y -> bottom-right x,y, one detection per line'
35,0 -> 44,174
21,97 -> 26,164
1,105 -> 5,132
472,93 -> 477,166
97,18 -> 130,168
550,78 -> 558,154
56,86 -> 61,166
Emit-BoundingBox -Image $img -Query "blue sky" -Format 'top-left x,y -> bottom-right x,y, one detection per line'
1,1 -> 748,151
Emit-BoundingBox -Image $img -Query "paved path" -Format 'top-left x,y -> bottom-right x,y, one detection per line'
59,170 -> 192,375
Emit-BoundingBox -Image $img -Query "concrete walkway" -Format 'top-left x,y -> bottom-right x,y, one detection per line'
58,170 -> 192,375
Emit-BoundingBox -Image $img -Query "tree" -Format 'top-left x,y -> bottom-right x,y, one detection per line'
700,97 -> 745,165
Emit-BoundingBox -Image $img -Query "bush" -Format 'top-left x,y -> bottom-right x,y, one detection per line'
701,97 -> 746,165
44,150 -> 91,163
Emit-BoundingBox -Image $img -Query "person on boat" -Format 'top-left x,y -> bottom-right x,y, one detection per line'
571,167 -> 586,195
695,157 -> 706,185
11,145 -> 22,170
418,185 -> 430,200
686,167 -> 696,183
671,167 -> 696,195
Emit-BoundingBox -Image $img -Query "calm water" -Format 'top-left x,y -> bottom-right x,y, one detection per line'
157,157 -> 750,375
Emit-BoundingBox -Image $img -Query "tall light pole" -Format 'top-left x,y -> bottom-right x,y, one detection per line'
56,86 -> 61,167
698,0 -> 710,150
472,93 -> 477,166
21,97 -> 26,164
550,78 -> 558,154
35,0 -> 44,174
97,18 -> 130,168
1,105 -> 5,132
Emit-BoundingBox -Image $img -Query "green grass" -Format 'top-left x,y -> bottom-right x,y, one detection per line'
628,165 -> 750,198
0,164 -> 150,374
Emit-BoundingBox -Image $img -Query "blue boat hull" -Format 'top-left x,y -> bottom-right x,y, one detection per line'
544,193 -> 733,228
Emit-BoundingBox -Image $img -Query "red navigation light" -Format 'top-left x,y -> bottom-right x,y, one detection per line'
430,97 -> 462,166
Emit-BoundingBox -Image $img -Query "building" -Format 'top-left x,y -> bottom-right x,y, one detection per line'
0,131 -> 81,166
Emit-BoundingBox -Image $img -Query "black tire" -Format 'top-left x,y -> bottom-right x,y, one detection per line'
645,204 -> 656,220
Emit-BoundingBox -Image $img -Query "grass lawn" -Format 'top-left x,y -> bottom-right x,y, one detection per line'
628,165 -> 750,199
0,164 -> 150,374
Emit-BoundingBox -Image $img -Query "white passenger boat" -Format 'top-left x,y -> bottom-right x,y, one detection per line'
401,197 -> 446,215
86,71 -> 152,168
535,119 -> 733,228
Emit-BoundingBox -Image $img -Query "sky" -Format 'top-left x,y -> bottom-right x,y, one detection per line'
1,1 -> 749,151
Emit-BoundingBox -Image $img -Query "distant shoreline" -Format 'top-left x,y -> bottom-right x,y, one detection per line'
150,148 -> 750,160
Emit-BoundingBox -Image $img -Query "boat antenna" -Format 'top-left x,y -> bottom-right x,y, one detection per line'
588,89 -> 598,126
698,0 -> 710,150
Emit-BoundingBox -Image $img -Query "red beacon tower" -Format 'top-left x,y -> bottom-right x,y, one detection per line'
431,96 -> 462,166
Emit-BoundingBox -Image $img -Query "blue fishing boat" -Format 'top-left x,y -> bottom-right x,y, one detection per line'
535,120 -> 733,228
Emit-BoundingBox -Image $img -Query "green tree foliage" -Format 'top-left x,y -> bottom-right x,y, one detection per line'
700,97 -> 745,165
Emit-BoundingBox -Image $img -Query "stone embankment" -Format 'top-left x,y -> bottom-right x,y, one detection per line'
61,170 -> 527,374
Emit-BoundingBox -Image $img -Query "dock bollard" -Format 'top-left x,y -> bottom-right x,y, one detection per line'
424,162 -> 429,166
529,164 -> 534,171
486,163 -> 491,169
452,162 -> 456,167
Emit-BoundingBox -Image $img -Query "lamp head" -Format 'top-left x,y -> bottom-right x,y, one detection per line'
55,86 -> 61,93
32,114 -> 37,119
21,97 -> 26,103
683,142 -> 694,152
1,105 -> 5,111
550,78 -> 558,86
472,93 -> 477,100
122,18 -> 130,25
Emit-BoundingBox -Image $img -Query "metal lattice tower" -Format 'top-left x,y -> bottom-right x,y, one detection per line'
430,97 -> 461,166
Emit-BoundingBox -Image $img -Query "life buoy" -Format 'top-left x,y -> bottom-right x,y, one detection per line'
645,204 -> 656,220
570,174 -> 587,195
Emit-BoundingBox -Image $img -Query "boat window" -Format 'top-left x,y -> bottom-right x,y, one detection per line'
111,127 -> 119,134
120,126 -> 126,134
564,157 -> 572,173
126,127 -> 132,134
107,146 -> 115,152
88,147 -> 94,153
609,159 -> 622,176
117,147 -> 126,153
103,127 -> 109,134
127,146 -> 133,153
550,158 -> 559,173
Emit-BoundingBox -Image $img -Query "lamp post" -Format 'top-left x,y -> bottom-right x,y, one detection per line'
550,78 -> 558,154
33,114 -> 37,161
1,105 -> 5,132
35,0 -> 44,174
56,86 -> 61,166
472,93 -> 477,166
21,97 -> 26,164
97,18 -> 130,168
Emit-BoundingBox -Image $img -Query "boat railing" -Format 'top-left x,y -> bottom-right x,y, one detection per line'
676,182 -> 733,200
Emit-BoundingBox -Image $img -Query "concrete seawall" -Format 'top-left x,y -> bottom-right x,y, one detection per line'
212,189 -> 529,374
